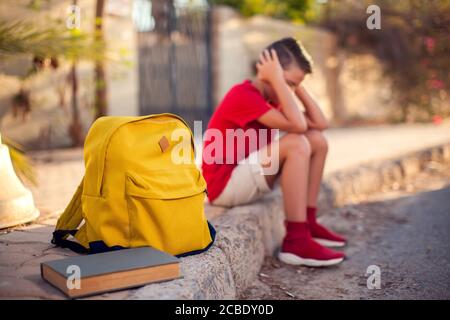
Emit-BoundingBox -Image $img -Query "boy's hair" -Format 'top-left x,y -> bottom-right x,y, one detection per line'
252,37 -> 313,75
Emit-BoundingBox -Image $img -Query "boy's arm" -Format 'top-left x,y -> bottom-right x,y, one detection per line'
295,85 -> 329,130
256,50 -> 308,133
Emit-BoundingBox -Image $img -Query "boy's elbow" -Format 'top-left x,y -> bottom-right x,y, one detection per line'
317,122 -> 329,131
290,122 -> 308,134
314,119 -> 330,131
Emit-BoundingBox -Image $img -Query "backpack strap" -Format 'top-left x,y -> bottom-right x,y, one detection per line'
52,177 -> 88,254
52,230 -> 88,254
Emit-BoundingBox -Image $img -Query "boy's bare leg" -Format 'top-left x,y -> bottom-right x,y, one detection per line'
304,129 -> 328,207
262,133 -> 311,222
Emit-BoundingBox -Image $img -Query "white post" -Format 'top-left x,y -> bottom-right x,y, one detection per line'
0,133 -> 40,229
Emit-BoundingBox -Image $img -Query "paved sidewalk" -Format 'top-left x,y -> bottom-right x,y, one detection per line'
0,121 -> 449,299
242,166 -> 450,299
324,121 -> 450,173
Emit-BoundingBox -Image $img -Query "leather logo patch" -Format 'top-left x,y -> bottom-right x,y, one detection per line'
158,136 -> 170,152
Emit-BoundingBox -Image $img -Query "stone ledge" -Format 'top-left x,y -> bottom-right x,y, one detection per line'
128,142 -> 450,299
324,143 -> 450,207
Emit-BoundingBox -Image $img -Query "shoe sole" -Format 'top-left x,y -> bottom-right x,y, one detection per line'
278,252 -> 344,267
313,238 -> 346,248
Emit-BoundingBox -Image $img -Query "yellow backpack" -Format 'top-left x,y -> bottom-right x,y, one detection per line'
52,113 -> 215,257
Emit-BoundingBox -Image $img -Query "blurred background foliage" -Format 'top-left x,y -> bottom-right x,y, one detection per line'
1,134 -> 37,186
318,0 -> 449,122
210,0 -> 315,22
0,21 -> 103,60
0,0 -> 449,185
211,0 -> 449,122
0,0 -> 107,184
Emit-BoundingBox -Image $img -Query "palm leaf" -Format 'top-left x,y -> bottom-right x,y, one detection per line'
1,135 -> 37,186
0,20 -> 105,61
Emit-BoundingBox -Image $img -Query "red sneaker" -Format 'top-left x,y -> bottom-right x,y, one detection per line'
308,207 -> 346,248
278,221 -> 345,267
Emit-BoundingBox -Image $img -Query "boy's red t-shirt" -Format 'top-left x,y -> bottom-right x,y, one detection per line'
201,79 -> 277,202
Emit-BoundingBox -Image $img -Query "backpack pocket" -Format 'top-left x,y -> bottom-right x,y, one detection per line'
124,167 -> 213,256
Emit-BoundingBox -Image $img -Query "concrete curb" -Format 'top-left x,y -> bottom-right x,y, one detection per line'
129,142 -> 450,300
323,142 -> 450,208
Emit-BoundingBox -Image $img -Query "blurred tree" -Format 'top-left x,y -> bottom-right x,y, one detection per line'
209,0 -> 315,22
0,5 -> 106,179
1,135 -> 37,186
0,9 -> 105,146
68,0 -> 83,147
320,0 -> 450,122
0,21 -> 101,59
94,0 -> 108,118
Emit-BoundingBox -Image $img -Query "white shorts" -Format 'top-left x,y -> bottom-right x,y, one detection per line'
211,154 -> 272,207
210,131 -> 286,207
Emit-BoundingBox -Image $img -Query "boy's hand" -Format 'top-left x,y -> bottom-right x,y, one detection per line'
295,84 -> 314,100
256,49 -> 284,86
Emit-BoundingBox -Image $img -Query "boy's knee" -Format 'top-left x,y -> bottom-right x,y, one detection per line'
306,129 -> 328,152
281,133 -> 311,157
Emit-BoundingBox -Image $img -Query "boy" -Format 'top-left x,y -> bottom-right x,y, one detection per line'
202,38 -> 346,267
